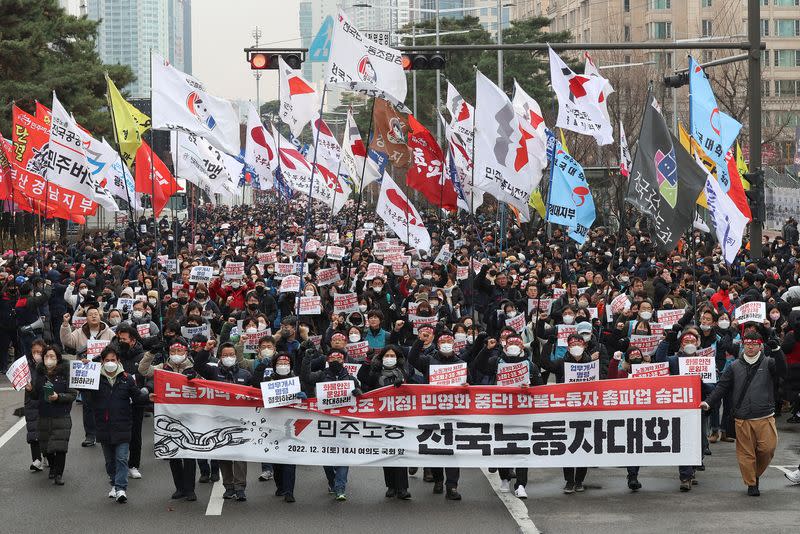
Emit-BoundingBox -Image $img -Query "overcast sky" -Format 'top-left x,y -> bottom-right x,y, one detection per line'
191,0 -> 301,104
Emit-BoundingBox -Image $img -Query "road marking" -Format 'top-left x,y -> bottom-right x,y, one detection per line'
0,387 -> 17,392
772,465 -> 799,480
481,468 -> 540,534
205,480 -> 225,515
0,418 -> 26,450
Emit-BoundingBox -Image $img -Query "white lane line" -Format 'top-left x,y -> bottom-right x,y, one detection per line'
0,419 -> 26,450
772,465 -> 799,481
205,480 -> 225,515
481,468 -> 540,534
0,387 -> 17,392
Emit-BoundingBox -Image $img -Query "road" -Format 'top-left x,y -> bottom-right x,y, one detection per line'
1,379 -> 799,534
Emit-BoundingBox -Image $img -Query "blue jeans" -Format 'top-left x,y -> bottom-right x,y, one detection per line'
102,442 -> 130,491
324,466 -> 349,494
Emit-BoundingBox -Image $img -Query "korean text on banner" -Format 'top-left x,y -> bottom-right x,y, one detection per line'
565,360 -> 599,383
735,302 -> 766,324
69,360 -> 101,390
679,356 -> 717,384
189,266 -> 213,283
261,377 -> 301,409
315,380 -> 356,410
496,361 -> 530,387
5,356 -> 31,391
429,363 -> 468,386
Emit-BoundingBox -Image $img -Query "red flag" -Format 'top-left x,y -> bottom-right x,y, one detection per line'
135,141 -> 181,217
0,135 -> 14,201
724,150 -> 752,221
406,115 -> 457,212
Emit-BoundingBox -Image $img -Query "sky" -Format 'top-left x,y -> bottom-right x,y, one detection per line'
191,0 -> 302,104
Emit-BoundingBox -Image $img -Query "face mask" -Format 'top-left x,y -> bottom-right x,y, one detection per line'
258,321 -> 268,330
349,333 -> 361,343
373,285 -> 383,292
578,301 -> 589,309
231,282 -> 241,289
543,277 -> 554,285
383,356 -> 397,368
729,293 -> 738,300
629,358 -> 643,365
44,358 -> 57,369
506,310 -> 517,318
718,320 -> 730,329
454,332 -> 467,342
439,343 -> 453,354
358,304 -> 368,313
569,346 -> 585,357
581,333 -> 591,341
466,334 -> 475,343
275,364 -> 291,376
221,356 -> 237,368
267,268 -> 275,274
103,361 -> 118,374
505,345 -> 522,357
562,315 -> 575,325
423,274 -> 432,280
79,288 -> 88,296
429,300 -> 439,308
770,313 -> 780,321
196,294 -> 207,301
328,360 -> 343,373
305,289 -> 315,297
246,327 -> 257,334
700,324 -> 712,331
132,310 -> 144,319
169,354 -> 186,365
108,317 -> 121,326
683,343 -> 697,355
261,348 -> 275,358
178,297 -> 188,305
32,354 -> 43,363
620,277 -> 629,284
148,298 -> 157,306
662,302 -> 673,309
639,311 -> 652,321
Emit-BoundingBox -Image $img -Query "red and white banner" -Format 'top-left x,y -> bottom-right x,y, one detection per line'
630,362 -> 670,378
153,371 -> 702,467
333,293 -> 359,314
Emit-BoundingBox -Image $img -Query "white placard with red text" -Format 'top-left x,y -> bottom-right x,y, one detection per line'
429,363 -> 468,386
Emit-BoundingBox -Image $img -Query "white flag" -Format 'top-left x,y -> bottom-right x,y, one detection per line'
244,103 -> 276,191
549,47 -> 613,145
376,172 -> 431,252
274,128 -> 342,210
512,80 -> 548,170
340,109 -> 381,191
446,82 -> 474,127
310,114 -> 351,214
619,121 -> 632,178
473,71 -> 534,222
442,113 -> 483,214
103,143 -> 141,211
325,9 -> 409,112
702,163 -> 748,264
45,93 -> 101,214
152,52 -> 240,155
583,52 -> 615,121
171,132 -> 241,201
279,56 -> 319,137
693,211 -> 711,233
75,130 -> 120,212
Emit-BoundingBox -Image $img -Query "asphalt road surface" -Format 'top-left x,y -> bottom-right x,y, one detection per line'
1,379 -> 799,534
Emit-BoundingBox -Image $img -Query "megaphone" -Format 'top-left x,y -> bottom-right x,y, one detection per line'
21,317 -> 44,334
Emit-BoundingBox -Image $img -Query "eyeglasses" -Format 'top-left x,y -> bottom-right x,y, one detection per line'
742,340 -> 762,346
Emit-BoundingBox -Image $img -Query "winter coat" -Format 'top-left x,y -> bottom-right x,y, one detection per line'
84,368 -> 148,445
30,361 -> 77,453
24,357 -> 40,444
59,321 -> 115,354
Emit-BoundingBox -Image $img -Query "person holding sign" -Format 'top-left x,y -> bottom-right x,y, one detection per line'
82,346 -> 149,504
60,305 -> 116,356
471,334 -> 542,499
701,331 -> 787,496
304,350 -> 362,502
28,346 -> 76,486
23,339 -> 46,472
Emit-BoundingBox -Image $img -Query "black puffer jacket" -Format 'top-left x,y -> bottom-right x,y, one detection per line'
24,357 -> 40,444
30,361 -> 76,453
85,368 -> 148,445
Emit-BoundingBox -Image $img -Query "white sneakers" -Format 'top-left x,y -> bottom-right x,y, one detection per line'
785,468 -> 800,485
108,487 -> 117,499
128,467 -> 142,479
29,459 -> 43,472
258,470 -> 273,481
499,480 -> 511,493
116,490 -> 127,503
514,485 -> 528,499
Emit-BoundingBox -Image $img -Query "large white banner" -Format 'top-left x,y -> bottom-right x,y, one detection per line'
153,371 -> 702,468
376,173 -> 431,252
171,131 -> 240,200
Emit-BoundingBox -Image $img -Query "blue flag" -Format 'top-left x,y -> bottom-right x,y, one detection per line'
546,138 -> 595,244
689,56 -> 742,177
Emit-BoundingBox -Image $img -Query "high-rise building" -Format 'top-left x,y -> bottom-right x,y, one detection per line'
58,0 -> 85,17
86,0 -> 192,98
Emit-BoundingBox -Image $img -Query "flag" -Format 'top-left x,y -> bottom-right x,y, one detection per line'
244,103 -> 277,190
702,158 -> 748,264
546,133 -> 595,244
735,142 -> 750,190
446,82 -> 473,127
693,210 -> 711,233
274,128 -> 342,210
406,115 -> 456,211
619,122 -> 632,178
529,189 -> 546,218
278,56 -> 319,137
310,114 -> 351,213
626,95 -> 707,252
688,56 -> 741,166
104,146 -> 141,211
512,80 -> 548,169
0,135 -> 14,201
151,52 -> 240,155
325,9 -> 409,112
106,73 -> 151,167
583,52 -> 614,121
473,71 -> 535,221
442,115 -> 483,215
370,98 -> 411,168
171,132 -> 240,201
376,172 -> 431,252
548,46 -> 613,145
341,109 -> 381,191
135,140 -> 181,217
74,131 -> 120,212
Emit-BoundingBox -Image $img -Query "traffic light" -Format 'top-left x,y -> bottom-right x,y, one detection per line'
401,52 -> 446,71
744,170 -> 765,222
246,49 -> 304,70
663,72 -> 689,88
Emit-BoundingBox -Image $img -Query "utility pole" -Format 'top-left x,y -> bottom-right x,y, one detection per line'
747,0 -> 763,258
252,26 -> 262,111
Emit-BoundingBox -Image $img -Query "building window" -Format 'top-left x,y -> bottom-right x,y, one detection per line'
774,0 -> 799,6
763,80 -> 771,97
776,79 -> 799,96
649,21 -> 672,39
702,50 -> 713,62
650,0 -> 671,8
774,49 -> 800,67
761,19 -> 770,36
624,25 -> 631,41
702,20 -> 712,37
774,19 -> 800,37
701,0 -> 712,6
624,0 -> 630,12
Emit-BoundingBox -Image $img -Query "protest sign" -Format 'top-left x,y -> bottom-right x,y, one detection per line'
529,298 -> 554,314
505,313 -> 525,333
429,363 -> 468,385
735,302 -> 766,324
72,316 -> 87,328
281,240 -> 299,256
344,363 -> 362,377
556,325 -> 578,346
242,329 -> 269,354
434,248 -> 452,265
565,360 -> 600,383
165,259 -> 178,275
137,323 -> 151,338
346,341 -> 370,360
657,309 -> 685,327
630,362 -> 670,378
116,298 -> 135,312
609,293 -> 631,318
678,356 -> 717,383
629,334 -> 662,357
316,267 -> 340,286
315,380 -> 356,410
309,335 -> 322,348
86,339 -> 111,359
496,361 -> 530,387
261,377 -> 301,409
456,265 -> 469,281
5,356 -> 31,391
552,288 -> 566,298
410,315 -> 438,334
280,275 -> 301,293
69,360 -> 101,390
181,323 -> 211,340
333,293 -> 359,314
365,263 -> 384,280
298,296 -> 322,315
189,265 -> 213,283
224,261 -> 245,280
326,246 -> 345,261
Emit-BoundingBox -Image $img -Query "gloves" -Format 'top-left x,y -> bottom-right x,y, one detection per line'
393,377 -> 404,388
295,391 -> 308,400
351,388 -> 363,397
184,369 -> 198,380
766,339 -> 780,351
475,332 -> 490,347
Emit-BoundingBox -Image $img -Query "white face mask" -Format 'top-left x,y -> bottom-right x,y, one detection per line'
718,320 -> 730,329
639,311 -> 652,321
32,354 -> 43,363
108,317 -> 121,326
275,364 -> 291,376
305,290 -> 315,297
543,277 -> 553,285
578,301 -> 589,309
261,348 -> 275,358
44,358 -> 57,369
770,313 -> 780,321
562,315 -> 575,325
258,321 -> 268,330
349,333 -> 361,343
169,354 -> 186,365
700,324 -> 712,331
79,288 -> 88,296
103,361 -> 118,374
505,345 -> 522,357
569,346 -> 585,357
506,310 -> 517,318
423,274 -> 432,280
133,310 -> 144,319
358,304 -> 368,313
373,285 -> 383,292
683,343 -> 697,355
581,333 -> 592,341
439,343 -> 454,354
246,327 -> 257,334
383,356 -> 397,368
221,356 -> 237,368
148,298 -> 157,306
454,332 -> 467,342
466,334 -> 475,343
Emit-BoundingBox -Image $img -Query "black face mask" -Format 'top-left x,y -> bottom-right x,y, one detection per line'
248,303 -> 259,310
629,358 -> 643,366
328,361 -> 343,374
196,294 -> 207,300
178,297 -> 188,305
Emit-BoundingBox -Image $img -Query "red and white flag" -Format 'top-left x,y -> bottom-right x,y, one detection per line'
310,114 -> 351,214
511,80 -> 548,186
446,81 -> 473,127
407,115 -> 456,211
244,103 -> 277,190
279,56 -> 319,137
473,71 -> 534,221
376,172 -> 431,252
619,121 -> 632,178
274,127 -> 344,211
584,52 -> 615,122
135,140 -> 182,217
340,109 -> 380,191
549,47 -> 612,145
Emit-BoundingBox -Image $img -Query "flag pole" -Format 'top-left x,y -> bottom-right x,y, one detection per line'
149,47 -> 164,342
327,106 -> 351,232
275,67 -> 285,241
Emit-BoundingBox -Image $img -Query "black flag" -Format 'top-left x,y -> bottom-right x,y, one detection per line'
625,95 -> 707,252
